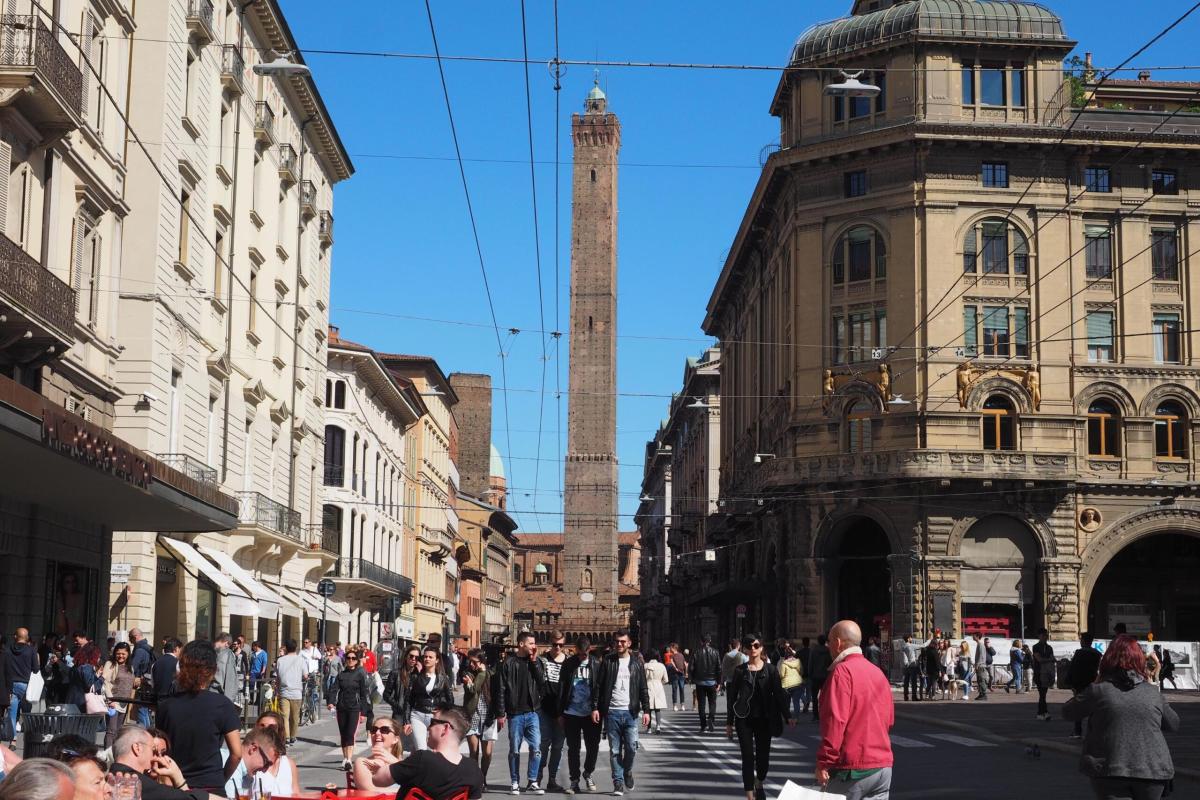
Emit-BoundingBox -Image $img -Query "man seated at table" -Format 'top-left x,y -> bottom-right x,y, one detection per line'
367,708 -> 484,800
109,724 -> 210,799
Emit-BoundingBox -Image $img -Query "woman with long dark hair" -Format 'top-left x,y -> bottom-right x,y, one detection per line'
404,646 -> 454,751
66,642 -> 102,714
383,645 -> 420,725
326,648 -> 372,771
1063,634 -> 1179,800
155,640 -> 243,791
100,641 -> 134,747
725,633 -> 792,800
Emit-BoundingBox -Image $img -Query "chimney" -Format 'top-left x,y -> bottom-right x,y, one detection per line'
1084,52 -> 1095,81
328,324 -> 340,341
1138,70 -> 1152,82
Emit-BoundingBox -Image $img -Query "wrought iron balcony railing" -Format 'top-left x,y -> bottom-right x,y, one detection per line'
0,15 -> 83,125
220,44 -> 244,94
277,143 -> 297,183
318,210 -> 333,245
254,101 -> 274,143
302,523 -> 340,555
0,231 -> 76,343
185,0 -> 214,43
332,558 -> 413,599
299,180 -> 317,218
156,453 -> 218,487
236,490 -> 301,541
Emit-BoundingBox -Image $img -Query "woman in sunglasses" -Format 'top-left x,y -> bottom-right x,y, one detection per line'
224,712 -> 299,797
383,645 -> 421,730
404,647 -> 455,751
352,716 -> 404,790
327,649 -> 373,771
725,634 -> 793,800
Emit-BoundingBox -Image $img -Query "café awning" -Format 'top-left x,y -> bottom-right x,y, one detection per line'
197,545 -> 282,619
159,537 -> 258,617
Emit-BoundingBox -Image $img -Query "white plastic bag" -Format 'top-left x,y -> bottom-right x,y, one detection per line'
371,670 -> 384,703
25,671 -> 44,704
777,780 -> 847,800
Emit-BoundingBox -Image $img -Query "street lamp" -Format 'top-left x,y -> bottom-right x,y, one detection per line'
753,453 -> 775,464
823,70 -> 882,98
253,52 -> 311,78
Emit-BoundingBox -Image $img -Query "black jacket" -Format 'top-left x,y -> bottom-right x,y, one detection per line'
405,671 -> 454,721
726,661 -> 790,736
807,646 -> 832,683
1068,647 -> 1103,693
691,645 -> 721,683
557,653 -> 599,715
593,652 -> 650,717
493,654 -> 547,719
326,667 -> 371,711
109,764 -> 207,800
383,668 -> 412,717
3,642 -> 38,685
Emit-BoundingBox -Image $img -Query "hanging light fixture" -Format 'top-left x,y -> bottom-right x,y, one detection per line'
824,69 -> 881,97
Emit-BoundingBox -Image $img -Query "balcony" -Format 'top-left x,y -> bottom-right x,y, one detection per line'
253,101 -> 274,144
0,231 -> 76,358
299,180 -> 317,218
0,15 -> 83,131
236,490 -> 301,545
220,44 -> 244,94
185,0 -> 214,44
317,211 -> 333,246
418,526 -> 454,562
331,557 -> 414,602
299,523 -> 339,557
277,144 -> 298,184
156,453 -> 218,488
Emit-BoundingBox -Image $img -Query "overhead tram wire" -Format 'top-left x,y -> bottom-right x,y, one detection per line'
552,0 -> 564,502
422,0 -> 522,527
885,0 -> 1200,364
518,0 -> 551,513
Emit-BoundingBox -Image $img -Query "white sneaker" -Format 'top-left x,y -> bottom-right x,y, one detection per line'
526,782 -> 545,795
511,783 -> 521,795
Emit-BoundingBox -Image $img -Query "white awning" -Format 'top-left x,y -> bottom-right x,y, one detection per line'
159,538 -> 258,617
272,585 -> 312,619
197,545 -> 282,619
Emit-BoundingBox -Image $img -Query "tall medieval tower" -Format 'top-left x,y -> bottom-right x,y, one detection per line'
562,80 -> 622,635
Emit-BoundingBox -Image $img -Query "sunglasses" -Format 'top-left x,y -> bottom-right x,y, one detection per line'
346,656 -> 359,661
369,726 -> 395,735
750,642 -> 763,650
552,641 -> 566,647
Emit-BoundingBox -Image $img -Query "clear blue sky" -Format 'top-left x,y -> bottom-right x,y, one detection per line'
278,1 -> 1200,532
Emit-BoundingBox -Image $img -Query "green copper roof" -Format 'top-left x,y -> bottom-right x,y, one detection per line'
790,0 -> 1068,65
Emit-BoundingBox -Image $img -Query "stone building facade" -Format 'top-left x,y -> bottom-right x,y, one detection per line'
703,0 -> 1200,649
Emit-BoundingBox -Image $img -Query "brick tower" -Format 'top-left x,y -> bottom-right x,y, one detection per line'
562,78 -> 623,637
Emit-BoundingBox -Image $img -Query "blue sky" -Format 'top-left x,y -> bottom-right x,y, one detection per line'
278,1 -> 1200,532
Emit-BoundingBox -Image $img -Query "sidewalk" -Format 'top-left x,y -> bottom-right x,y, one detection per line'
890,685 -> 1200,782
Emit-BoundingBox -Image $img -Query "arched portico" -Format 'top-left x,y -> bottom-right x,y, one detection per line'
817,513 -> 896,639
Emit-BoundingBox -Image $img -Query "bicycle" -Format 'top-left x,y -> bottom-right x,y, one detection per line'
301,674 -> 322,726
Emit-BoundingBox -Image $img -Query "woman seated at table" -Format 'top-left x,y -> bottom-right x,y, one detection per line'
352,715 -> 404,791
224,712 -> 298,798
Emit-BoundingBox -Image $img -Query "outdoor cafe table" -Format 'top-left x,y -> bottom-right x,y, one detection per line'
270,791 -> 394,799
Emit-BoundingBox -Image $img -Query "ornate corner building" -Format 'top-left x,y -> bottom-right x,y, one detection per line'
700,0 -> 1200,650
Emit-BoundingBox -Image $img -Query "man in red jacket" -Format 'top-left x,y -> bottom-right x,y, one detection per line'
816,620 -> 894,799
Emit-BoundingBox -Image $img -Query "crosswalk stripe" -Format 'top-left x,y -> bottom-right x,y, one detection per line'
889,734 -> 935,748
924,733 -> 996,747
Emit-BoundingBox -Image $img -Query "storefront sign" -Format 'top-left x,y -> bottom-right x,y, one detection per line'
396,618 -> 415,639
110,563 -> 132,584
42,408 -> 151,489
156,557 -> 177,584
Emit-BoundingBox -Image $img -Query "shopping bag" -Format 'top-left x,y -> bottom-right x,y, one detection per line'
371,671 -> 384,703
25,671 -> 44,704
84,689 -> 107,715
777,780 -> 847,800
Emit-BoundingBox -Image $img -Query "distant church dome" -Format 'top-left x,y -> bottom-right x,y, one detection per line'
587,82 -> 606,102
533,562 -> 549,575
490,443 -> 505,480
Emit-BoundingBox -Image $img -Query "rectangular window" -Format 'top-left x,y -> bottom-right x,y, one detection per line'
1014,306 -> 1030,358
963,306 -> 978,357
982,305 -> 1010,356
982,221 -> 1008,274
178,189 -> 190,265
1086,309 -> 1115,363
963,226 -> 977,273
832,315 -> 845,364
1154,312 -> 1182,364
1152,229 -> 1179,281
874,71 -> 886,113
848,311 -> 873,363
206,395 -> 219,467
982,162 -> 1009,188
874,308 -> 887,353
962,60 -> 975,104
1085,226 -> 1113,279
1085,167 -> 1112,193
248,269 -> 258,333
980,63 -> 1006,105
1153,169 -> 1178,195
167,370 -> 181,453
848,228 -> 872,281
213,230 -> 224,297
833,95 -> 845,122
850,95 -> 872,119
844,170 -> 868,198
1011,62 -> 1025,106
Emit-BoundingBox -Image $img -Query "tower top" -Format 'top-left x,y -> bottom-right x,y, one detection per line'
585,71 -> 607,114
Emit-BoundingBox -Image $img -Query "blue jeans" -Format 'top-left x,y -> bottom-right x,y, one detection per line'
670,675 -> 686,705
538,710 -> 564,784
7,683 -> 26,740
507,711 -> 542,784
137,706 -> 153,728
606,709 -> 639,786
1008,663 -> 1023,691
787,686 -> 804,718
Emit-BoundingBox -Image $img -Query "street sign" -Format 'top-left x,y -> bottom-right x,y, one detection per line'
735,603 -> 747,618
317,579 -> 336,598
110,563 -> 132,584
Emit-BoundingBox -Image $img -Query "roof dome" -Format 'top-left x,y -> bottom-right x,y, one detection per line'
533,562 -> 549,574
490,444 -> 506,480
790,0 -> 1068,66
587,82 -> 606,102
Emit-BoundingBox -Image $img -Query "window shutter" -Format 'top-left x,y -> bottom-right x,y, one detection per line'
70,213 -> 85,304
79,13 -> 94,119
963,306 -> 978,356
1086,310 -> 1114,345
0,140 -> 12,236
963,226 -> 977,272
1014,307 -> 1029,355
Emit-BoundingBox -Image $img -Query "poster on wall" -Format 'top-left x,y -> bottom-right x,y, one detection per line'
44,562 -> 98,639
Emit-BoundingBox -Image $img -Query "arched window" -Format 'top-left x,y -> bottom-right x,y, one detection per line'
325,379 -> 332,407
982,394 -> 1016,450
1087,399 -> 1121,457
334,380 -> 346,409
513,563 -> 523,584
832,226 -> 886,284
963,218 -> 1029,275
1155,401 -> 1188,459
582,568 -> 593,589
323,425 -> 345,486
845,399 -> 873,453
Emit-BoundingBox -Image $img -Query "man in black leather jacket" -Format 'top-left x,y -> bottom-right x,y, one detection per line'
591,630 -> 650,795
691,634 -> 722,733
492,632 -> 548,794
558,637 -> 601,794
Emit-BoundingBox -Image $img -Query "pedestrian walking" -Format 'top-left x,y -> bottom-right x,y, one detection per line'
1146,645 -> 1161,685
4,628 -> 39,744
212,633 -> 240,710
493,631 -> 548,795
591,629 -> 650,796
922,639 -> 941,700
778,642 -> 805,719
864,637 -> 884,673
1063,634 -> 1178,800
668,644 -> 688,711
248,641 -> 268,708
538,632 -> 568,791
807,634 -> 832,721
816,620 -> 895,800
405,647 -> 454,751
274,639 -> 309,745
899,635 -> 922,701
984,637 -> 997,689
100,642 -> 135,748
463,649 -> 497,791
559,636 -> 601,795
66,642 -> 102,714
691,634 -> 721,733
1068,633 -> 1102,738
955,641 -> 972,700
321,645 -> 343,695
726,634 -> 793,800
1006,639 -> 1024,694
795,637 -> 813,712
970,633 -> 989,700
643,650 -> 669,732
721,639 -> 748,697
326,648 -> 372,771
1021,643 -> 1035,692
1032,629 -> 1056,720
1158,647 -> 1178,690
